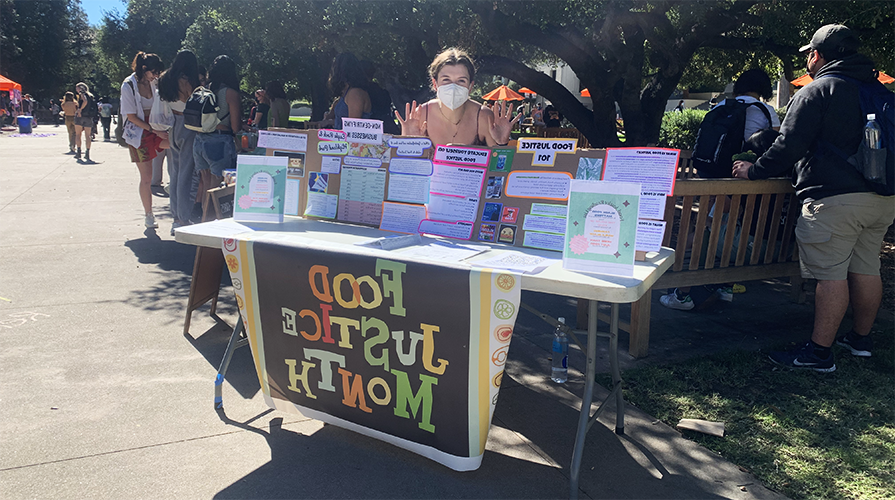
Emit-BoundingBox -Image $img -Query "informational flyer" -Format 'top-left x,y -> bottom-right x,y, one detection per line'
320,155 -> 342,174
427,195 -> 479,223
338,165 -> 387,225
430,164 -> 486,198
562,180 -> 641,277
522,214 -> 567,234
379,202 -> 427,234
304,191 -> 338,219
602,147 -> 679,197
523,231 -> 565,252
636,219 -> 666,252
389,157 -> 433,176
257,130 -> 308,152
387,173 -> 430,204
505,171 -> 572,200
233,155 -> 288,223
434,145 -> 490,167
488,148 -> 516,172
418,220 -> 474,240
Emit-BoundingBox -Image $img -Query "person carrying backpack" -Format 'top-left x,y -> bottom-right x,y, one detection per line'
661,69 -> 782,311
733,24 -> 895,373
191,55 -> 245,193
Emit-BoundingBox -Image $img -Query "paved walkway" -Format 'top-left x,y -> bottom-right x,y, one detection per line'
0,129 -> 818,499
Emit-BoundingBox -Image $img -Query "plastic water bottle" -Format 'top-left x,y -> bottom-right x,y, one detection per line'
551,317 -> 568,383
863,114 -> 884,182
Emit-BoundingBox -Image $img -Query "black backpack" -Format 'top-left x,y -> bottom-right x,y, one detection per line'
80,92 -> 97,117
817,75 -> 895,196
692,99 -> 773,178
184,86 -> 227,133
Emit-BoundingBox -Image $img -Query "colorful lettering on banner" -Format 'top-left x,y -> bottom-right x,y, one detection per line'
516,138 -> 577,167
341,118 -> 384,145
433,145 -> 491,167
221,236 -> 521,471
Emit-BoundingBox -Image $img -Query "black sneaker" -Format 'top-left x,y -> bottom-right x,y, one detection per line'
768,342 -> 836,373
835,331 -> 873,357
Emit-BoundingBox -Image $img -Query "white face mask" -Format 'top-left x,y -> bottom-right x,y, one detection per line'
437,83 -> 469,110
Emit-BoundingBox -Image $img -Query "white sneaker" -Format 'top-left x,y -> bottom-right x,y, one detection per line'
717,286 -> 733,302
659,289 -> 695,311
144,213 -> 158,228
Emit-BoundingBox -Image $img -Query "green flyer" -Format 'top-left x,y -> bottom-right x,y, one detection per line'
562,180 -> 640,277
234,155 -> 288,223
488,148 -> 516,172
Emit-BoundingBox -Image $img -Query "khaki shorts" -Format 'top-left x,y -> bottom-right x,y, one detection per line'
795,192 -> 895,280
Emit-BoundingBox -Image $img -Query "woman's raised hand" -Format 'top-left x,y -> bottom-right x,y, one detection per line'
395,100 -> 426,136
490,101 -> 521,144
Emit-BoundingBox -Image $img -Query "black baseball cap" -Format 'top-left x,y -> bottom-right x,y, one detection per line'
799,24 -> 861,56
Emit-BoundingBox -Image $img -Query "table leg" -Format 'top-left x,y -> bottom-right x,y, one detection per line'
214,315 -> 248,410
610,303 -> 624,434
569,300 -> 599,499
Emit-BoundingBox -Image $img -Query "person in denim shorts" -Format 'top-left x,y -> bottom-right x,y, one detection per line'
733,25 -> 895,372
193,55 -> 245,197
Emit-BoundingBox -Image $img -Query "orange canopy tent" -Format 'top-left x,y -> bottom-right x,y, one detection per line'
580,88 -> 591,97
517,87 -> 537,95
482,85 -> 525,101
0,74 -> 22,92
791,71 -> 895,87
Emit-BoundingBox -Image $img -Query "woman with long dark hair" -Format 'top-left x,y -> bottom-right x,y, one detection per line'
120,51 -> 165,229
328,52 -> 371,129
154,50 -> 201,234
193,55 -> 244,189
265,80 -> 290,129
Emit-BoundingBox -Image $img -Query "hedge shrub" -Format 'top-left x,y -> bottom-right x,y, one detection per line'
658,109 -> 706,150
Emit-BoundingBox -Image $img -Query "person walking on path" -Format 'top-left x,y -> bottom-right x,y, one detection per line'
61,92 -> 77,153
73,83 -> 96,161
99,98 -> 113,141
733,24 -> 895,372
120,51 -> 166,229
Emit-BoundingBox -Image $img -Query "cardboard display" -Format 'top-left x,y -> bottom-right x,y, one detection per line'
261,128 -> 670,255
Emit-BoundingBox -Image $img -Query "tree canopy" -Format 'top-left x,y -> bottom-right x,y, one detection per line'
3,0 -> 891,145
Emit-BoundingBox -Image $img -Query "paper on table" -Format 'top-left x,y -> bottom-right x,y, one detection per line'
472,251 -> 557,274
636,219 -> 666,252
395,240 -> 488,263
380,202 -> 427,234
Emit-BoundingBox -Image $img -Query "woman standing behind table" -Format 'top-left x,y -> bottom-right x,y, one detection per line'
266,80 -> 290,129
61,92 -> 77,153
120,51 -> 166,229
193,55 -> 246,191
310,53 -> 371,129
396,48 -> 518,146
153,50 -> 201,234
73,83 -> 97,161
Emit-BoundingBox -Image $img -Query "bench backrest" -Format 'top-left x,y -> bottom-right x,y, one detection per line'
663,178 -> 799,274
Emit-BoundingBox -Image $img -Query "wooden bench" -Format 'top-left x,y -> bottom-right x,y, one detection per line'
579,172 -> 805,358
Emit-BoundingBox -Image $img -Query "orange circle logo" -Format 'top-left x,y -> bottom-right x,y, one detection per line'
494,325 -> 514,343
492,371 -> 504,388
491,346 -> 509,367
496,274 -> 516,291
225,255 -> 239,273
236,294 -> 244,309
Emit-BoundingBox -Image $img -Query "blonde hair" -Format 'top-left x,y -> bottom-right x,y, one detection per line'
428,48 -> 476,84
76,82 -> 90,94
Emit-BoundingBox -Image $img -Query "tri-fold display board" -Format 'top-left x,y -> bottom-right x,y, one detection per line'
252,123 -> 679,259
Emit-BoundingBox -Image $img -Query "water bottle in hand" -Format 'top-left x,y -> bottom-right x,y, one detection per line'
551,317 -> 568,383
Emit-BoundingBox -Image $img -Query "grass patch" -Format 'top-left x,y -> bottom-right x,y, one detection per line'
600,328 -> 895,500
288,116 -> 310,122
